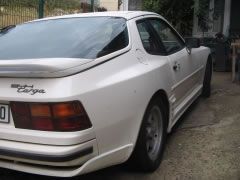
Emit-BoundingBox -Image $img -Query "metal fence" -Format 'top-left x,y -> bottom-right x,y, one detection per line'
0,0 -> 97,28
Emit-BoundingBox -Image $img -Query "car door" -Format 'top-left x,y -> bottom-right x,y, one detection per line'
148,18 -> 201,116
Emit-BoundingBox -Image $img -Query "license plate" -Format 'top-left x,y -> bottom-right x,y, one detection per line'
0,104 -> 9,123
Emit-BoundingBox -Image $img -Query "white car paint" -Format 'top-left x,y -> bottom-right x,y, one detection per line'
0,11 -> 211,177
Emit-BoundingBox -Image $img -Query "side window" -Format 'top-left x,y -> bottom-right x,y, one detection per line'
97,27 -> 129,58
149,19 -> 185,54
136,21 -> 165,55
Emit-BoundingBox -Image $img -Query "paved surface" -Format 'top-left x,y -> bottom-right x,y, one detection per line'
0,72 -> 239,180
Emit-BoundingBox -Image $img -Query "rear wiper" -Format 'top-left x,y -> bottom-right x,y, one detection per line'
0,25 -> 16,34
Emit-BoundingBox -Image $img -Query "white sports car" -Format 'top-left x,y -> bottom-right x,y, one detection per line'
0,11 -> 212,177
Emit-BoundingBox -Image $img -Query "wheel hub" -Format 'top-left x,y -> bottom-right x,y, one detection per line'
146,106 -> 163,161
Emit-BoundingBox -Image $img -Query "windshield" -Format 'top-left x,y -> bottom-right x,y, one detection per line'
0,17 -> 129,60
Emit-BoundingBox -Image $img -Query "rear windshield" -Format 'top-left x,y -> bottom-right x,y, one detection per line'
0,17 -> 129,60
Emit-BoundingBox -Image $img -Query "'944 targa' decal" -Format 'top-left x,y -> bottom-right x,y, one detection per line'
11,84 -> 46,95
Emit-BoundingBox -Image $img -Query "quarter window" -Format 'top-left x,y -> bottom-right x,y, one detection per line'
149,19 -> 185,54
136,21 -> 165,55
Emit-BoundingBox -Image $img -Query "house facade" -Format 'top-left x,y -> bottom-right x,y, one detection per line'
103,0 -> 142,11
193,0 -> 240,38
99,0 -> 119,11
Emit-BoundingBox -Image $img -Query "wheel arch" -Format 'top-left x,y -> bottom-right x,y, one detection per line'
126,89 -> 170,166
132,89 -> 170,147
150,89 -> 170,129
208,54 -> 213,70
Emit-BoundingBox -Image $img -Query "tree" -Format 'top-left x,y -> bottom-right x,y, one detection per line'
196,0 -> 212,36
143,0 -> 194,36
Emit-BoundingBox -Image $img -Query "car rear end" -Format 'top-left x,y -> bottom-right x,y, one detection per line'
0,76 -> 98,176
0,14 -> 131,177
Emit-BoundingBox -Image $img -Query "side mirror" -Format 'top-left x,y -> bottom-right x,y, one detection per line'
185,37 -> 201,50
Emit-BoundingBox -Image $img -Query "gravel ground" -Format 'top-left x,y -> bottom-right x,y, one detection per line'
0,72 -> 239,180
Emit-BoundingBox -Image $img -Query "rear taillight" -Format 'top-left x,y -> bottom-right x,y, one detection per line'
10,101 -> 92,132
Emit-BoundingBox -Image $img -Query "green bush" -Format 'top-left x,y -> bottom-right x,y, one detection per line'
143,0 -> 194,36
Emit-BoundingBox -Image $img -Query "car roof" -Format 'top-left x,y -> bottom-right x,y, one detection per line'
31,11 -> 161,23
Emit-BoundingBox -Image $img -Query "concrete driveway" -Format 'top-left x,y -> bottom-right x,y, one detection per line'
0,72 -> 239,180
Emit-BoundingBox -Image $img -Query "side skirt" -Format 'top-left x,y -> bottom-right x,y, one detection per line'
167,84 -> 203,132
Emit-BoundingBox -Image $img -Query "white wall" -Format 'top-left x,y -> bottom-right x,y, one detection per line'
99,0 -> 118,11
223,0 -> 231,36
121,0 -> 129,11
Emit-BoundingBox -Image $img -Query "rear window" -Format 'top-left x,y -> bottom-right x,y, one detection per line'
0,17 -> 129,60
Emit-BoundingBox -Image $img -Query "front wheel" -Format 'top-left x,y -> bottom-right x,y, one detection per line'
127,98 -> 167,172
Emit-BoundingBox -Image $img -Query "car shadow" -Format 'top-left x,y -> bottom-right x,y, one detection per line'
0,164 -> 129,180
169,97 -> 202,134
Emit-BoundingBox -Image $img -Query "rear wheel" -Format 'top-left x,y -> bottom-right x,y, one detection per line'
127,97 -> 167,172
202,57 -> 212,98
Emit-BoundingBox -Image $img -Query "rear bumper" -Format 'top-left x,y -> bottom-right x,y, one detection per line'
0,144 -> 133,177
0,146 -> 93,163
0,139 -> 98,167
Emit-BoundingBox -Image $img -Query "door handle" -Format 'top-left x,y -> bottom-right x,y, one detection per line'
173,62 -> 180,71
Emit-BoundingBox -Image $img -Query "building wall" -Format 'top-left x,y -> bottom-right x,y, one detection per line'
99,0 -> 118,11
98,0 -> 142,11
98,0 -> 142,12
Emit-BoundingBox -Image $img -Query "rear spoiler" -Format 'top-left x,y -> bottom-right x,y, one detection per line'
0,46 -> 131,78
0,58 -> 94,78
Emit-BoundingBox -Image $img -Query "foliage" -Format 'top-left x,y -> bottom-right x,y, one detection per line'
45,0 -> 81,11
0,0 -> 83,9
97,6 -> 107,12
0,0 -> 37,7
143,0 -> 194,36
196,0 -> 211,35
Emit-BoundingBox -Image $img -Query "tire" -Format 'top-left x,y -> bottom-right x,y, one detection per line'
127,97 -> 167,172
202,57 -> 212,98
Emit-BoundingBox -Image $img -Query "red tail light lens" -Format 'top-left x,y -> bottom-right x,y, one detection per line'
10,101 -> 92,132
30,104 -> 51,117
32,117 -> 54,131
52,103 -> 80,117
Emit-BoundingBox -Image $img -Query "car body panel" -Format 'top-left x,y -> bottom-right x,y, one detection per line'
0,139 -> 98,167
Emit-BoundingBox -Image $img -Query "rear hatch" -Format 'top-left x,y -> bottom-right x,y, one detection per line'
0,16 -> 129,77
